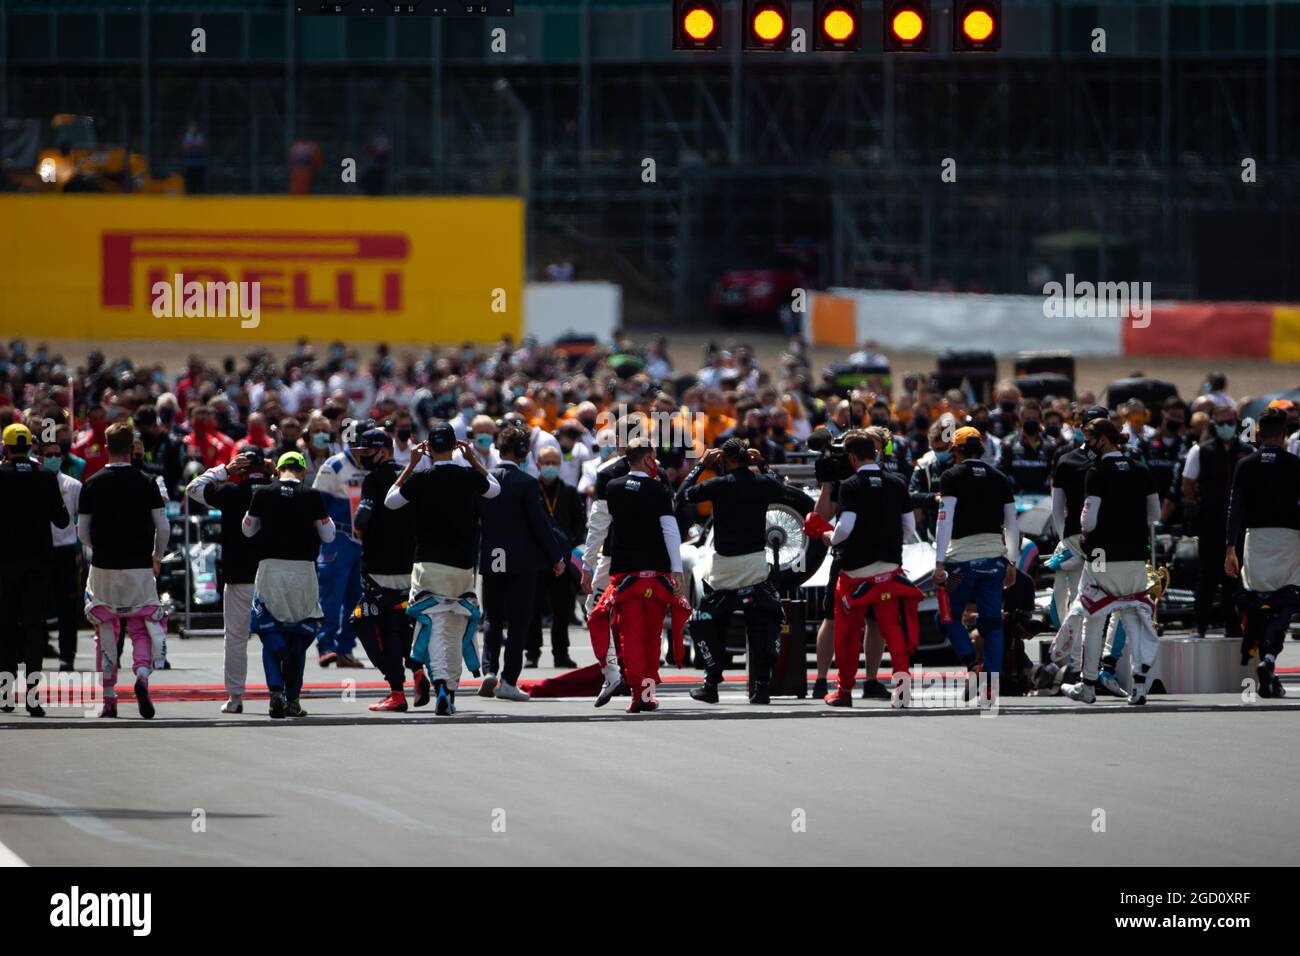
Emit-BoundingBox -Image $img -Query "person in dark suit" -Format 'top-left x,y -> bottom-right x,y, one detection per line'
527,445 -> 586,668
478,425 -> 567,701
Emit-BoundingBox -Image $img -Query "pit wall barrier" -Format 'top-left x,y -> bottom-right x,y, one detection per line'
807,289 -> 1300,361
0,195 -> 525,343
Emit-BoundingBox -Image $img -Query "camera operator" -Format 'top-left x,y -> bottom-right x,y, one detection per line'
186,447 -> 273,714
680,438 -> 787,705
1225,407 -> 1300,698
1059,419 -> 1160,705
932,427 -> 1019,686
0,424 -> 70,716
822,431 -> 921,707
807,428 -> 891,701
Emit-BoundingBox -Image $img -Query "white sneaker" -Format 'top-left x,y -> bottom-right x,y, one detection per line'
1098,672 -> 1127,698
495,681 -> 530,702
478,674 -> 498,698
220,697 -> 243,714
1062,681 -> 1096,704
1128,682 -> 1149,706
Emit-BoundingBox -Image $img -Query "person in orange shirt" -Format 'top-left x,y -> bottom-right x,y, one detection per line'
288,139 -> 322,195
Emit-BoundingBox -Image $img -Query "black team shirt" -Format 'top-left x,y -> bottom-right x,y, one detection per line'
1082,454 -> 1156,563
394,463 -> 489,569
195,475 -> 270,585
1226,444 -> 1300,542
0,457 -> 69,563
247,479 -> 329,563
939,459 -> 1014,539
80,463 -> 165,569
1051,446 -> 1094,539
356,460 -> 417,576
681,464 -> 785,557
605,470 -> 675,574
836,466 -> 911,568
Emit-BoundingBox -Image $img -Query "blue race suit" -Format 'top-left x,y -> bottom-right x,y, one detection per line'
312,450 -> 367,656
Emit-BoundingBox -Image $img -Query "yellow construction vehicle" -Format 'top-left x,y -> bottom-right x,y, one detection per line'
2,114 -> 184,194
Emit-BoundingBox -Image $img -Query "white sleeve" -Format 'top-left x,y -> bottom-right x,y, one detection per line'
1146,492 -> 1161,525
1051,487 -> 1068,539
384,484 -> 409,509
933,496 -> 957,562
1182,444 -> 1201,482
1002,501 -> 1020,564
481,472 -> 501,499
186,464 -> 228,505
152,508 -> 170,561
901,510 -> 916,541
660,514 -> 683,573
317,516 -> 336,543
1080,495 -> 1102,533
241,514 -> 261,537
78,512 -> 94,549
583,499 -> 611,571
830,510 -> 856,546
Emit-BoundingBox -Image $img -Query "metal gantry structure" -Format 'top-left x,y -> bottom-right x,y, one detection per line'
2,1 -> 1299,312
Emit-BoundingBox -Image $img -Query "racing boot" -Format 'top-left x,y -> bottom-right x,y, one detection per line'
749,682 -> 770,705
1258,658 -> 1284,699
689,681 -> 720,704
286,699 -> 308,718
1063,680 -> 1097,704
1098,669 -> 1127,698
412,668 -> 431,708
860,679 -> 892,701
812,677 -> 828,699
626,695 -> 658,714
221,697 -> 243,714
98,698 -> 118,719
134,677 -> 155,720
369,691 -> 408,712
595,673 -> 626,708
824,689 -> 853,707
434,681 -> 452,716
269,691 -> 287,719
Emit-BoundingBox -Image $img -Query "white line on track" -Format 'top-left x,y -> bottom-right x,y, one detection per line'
0,836 -> 28,867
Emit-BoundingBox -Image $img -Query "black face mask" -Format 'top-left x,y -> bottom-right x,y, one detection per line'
1023,419 -> 1041,435
849,414 -> 864,427
972,420 -> 990,435
913,416 -> 930,432
1164,418 -> 1182,434
396,426 -> 413,441
1044,424 -> 1062,438
999,402 -> 1017,415
870,416 -> 889,428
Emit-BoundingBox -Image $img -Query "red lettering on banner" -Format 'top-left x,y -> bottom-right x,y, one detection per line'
244,270 -> 285,311
336,272 -> 374,312
383,272 -> 402,311
291,271 -> 328,312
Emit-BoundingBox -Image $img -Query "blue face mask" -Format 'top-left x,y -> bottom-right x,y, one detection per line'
460,407 -> 475,421
599,446 -> 615,460
42,456 -> 62,473
936,450 -> 953,464
1216,423 -> 1236,441
311,432 -> 331,449
475,433 -> 494,451
539,464 -> 561,481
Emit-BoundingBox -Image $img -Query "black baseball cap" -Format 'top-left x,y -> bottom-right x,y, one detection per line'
429,421 -> 457,452
358,427 -> 392,451
1082,405 -> 1108,422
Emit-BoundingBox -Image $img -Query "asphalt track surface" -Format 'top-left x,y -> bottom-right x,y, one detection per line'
4,633 -> 1299,867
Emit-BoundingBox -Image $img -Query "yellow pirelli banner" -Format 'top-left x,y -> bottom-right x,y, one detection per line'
0,195 -> 524,342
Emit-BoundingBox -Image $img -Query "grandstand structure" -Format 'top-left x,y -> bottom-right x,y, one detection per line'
3,0 -> 1299,316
